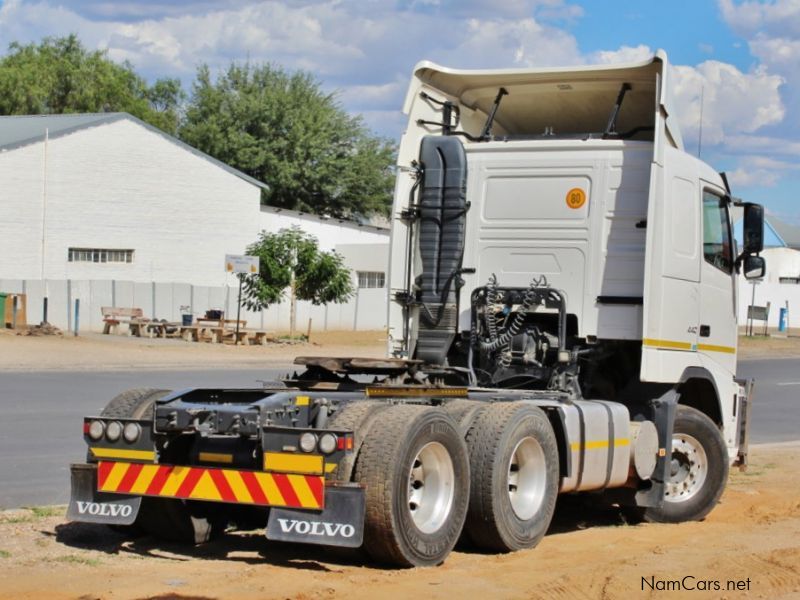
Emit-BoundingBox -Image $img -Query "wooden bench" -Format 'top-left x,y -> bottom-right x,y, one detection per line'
102,307 -> 144,334
179,325 -> 224,343
248,330 -> 275,345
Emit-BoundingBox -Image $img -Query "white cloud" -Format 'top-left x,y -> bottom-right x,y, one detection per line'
725,134 -> 800,156
671,60 -> 785,147
728,167 -> 781,188
436,17 -> 583,68
726,153 -> 800,188
589,44 -> 652,65
719,0 -> 800,38
716,0 -> 800,189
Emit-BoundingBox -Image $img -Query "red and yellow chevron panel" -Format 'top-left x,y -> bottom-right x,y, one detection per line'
97,461 -> 324,509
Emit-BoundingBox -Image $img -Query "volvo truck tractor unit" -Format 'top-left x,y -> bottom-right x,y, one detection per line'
69,51 -> 766,567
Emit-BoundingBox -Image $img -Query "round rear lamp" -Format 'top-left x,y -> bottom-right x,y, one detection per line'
105,421 -> 123,442
318,433 -> 337,455
88,420 -> 105,441
299,432 -> 317,453
123,422 -> 141,443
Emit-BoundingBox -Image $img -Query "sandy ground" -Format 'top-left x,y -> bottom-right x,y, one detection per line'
0,443 -> 797,600
738,332 -> 800,359
0,329 -> 387,371
2,328 -> 800,373
1,330 -> 798,598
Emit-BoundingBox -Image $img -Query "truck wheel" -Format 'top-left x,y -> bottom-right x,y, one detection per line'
97,389 -> 170,536
642,405 -> 729,523
355,405 -> 469,567
326,400 -> 391,482
95,388 -> 168,464
99,387 -> 170,420
464,402 -> 559,552
99,388 -> 225,543
442,399 -> 486,435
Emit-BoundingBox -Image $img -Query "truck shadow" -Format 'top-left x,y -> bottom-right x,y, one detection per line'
454,494 -> 637,554
51,496 -> 636,568
51,521 -> 367,571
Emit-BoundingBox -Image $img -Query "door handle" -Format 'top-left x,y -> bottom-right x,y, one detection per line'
699,325 -> 710,337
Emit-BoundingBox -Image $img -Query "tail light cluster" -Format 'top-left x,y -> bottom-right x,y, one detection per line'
84,419 -> 142,443
297,432 -> 354,454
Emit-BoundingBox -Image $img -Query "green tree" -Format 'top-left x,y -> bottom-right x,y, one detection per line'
0,34 -> 183,134
180,62 -> 396,218
242,227 -> 354,334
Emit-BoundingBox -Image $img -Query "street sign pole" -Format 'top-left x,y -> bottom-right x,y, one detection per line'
225,254 -> 260,346
236,274 -> 243,345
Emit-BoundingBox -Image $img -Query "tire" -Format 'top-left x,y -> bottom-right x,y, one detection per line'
641,405 -> 729,523
97,389 -> 170,536
354,404 -> 469,567
464,402 -> 559,552
442,399 -> 487,435
99,388 -> 226,544
325,400 -> 391,482
99,387 -> 170,420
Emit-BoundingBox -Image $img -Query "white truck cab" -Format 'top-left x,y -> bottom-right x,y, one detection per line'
387,50 -> 764,521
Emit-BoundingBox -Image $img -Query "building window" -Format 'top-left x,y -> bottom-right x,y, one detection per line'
357,271 -> 385,288
68,248 -> 134,264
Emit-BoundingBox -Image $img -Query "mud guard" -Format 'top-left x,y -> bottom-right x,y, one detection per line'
635,390 -> 677,507
267,485 -> 365,548
66,463 -> 141,525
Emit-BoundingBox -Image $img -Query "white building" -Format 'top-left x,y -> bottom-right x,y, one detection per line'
0,113 -> 268,286
0,113 -> 390,331
734,212 -> 800,329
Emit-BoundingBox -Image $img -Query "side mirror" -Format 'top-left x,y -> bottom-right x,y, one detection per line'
742,203 -> 764,254
743,255 -> 766,280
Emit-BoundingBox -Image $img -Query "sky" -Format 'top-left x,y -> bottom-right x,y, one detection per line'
0,0 -> 798,222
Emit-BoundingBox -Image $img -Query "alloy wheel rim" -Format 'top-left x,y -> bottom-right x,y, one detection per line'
407,441 -> 455,534
664,433 -> 708,503
508,436 -> 547,520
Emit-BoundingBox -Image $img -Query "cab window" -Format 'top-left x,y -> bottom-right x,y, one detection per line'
702,191 -> 733,274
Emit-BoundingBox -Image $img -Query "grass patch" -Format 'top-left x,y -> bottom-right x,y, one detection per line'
29,506 -> 64,518
1,515 -> 33,524
49,555 -> 102,567
0,505 -> 65,524
0,550 -> 10,558
276,334 -> 308,342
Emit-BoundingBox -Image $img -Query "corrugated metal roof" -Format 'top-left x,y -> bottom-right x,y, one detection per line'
259,204 -> 390,234
0,112 -> 268,190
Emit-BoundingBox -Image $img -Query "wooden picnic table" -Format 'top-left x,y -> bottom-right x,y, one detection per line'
101,307 -> 143,334
177,319 -> 247,343
195,318 -> 247,329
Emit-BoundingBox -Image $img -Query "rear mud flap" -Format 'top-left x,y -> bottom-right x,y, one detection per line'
266,486 -> 365,548
66,463 -> 141,525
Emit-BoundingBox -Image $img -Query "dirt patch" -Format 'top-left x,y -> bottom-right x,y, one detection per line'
0,329 -> 387,372
738,332 -> 800,359
0,444 -> 798,599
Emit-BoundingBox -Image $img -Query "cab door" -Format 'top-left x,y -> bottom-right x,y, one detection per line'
697,187 -> 737,374
640,146 -> 701,382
